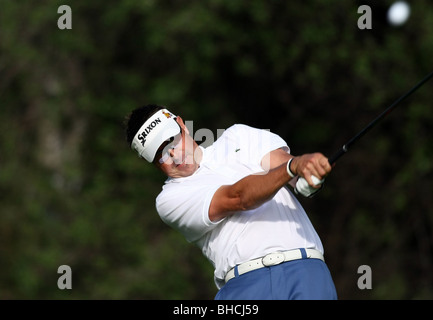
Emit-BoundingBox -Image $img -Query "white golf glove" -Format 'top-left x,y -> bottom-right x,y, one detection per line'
294,175 -> 325,198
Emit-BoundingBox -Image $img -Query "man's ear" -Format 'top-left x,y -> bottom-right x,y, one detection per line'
176,116 -> 190,135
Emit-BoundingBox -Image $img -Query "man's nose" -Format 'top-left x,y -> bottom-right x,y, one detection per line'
169,147 -> 176,158
170,146 -> 183,164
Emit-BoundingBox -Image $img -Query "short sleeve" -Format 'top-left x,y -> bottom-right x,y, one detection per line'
223,124 -> 289,166
156,180 -> 223,243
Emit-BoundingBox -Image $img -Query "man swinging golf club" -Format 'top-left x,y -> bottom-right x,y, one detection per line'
124,70 -> 431,299
125,104 -> 337,300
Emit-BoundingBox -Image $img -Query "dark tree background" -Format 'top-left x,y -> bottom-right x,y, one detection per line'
1,0 -> 432,299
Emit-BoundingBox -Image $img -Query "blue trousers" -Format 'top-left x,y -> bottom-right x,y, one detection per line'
215,258 -> 337,300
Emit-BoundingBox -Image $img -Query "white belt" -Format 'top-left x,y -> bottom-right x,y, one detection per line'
224,248 -> 324,283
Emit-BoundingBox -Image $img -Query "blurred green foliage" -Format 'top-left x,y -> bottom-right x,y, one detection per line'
0,0 -> 432,299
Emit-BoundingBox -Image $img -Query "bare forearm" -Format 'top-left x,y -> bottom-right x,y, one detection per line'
209,151 -> 332,221
232,163 -> 291,210
232,152 -> 332,210
209,163 -> 291,221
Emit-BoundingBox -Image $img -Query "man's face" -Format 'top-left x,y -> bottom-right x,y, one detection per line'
153,117 -> 200,178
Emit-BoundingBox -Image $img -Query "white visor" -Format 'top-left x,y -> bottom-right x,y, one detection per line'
131,109 -> 181,162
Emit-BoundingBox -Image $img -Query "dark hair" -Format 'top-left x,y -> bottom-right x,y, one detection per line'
125,104 -> 164,145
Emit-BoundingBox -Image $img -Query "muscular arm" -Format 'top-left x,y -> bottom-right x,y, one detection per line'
208,148 -> 332,222
208,162 -> 291,222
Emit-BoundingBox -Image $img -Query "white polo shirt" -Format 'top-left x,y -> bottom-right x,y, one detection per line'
156,124 -> 323,288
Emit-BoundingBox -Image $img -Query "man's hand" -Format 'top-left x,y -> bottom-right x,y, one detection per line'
288,153 -> 332,197
289,153 -> 332,187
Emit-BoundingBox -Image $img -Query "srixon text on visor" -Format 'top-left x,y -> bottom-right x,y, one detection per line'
137,118 -> 162,146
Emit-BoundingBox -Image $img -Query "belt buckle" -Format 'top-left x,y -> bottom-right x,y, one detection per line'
262,252 -> 285,267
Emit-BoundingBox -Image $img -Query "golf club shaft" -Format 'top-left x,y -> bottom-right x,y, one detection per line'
328,70 -> 433,165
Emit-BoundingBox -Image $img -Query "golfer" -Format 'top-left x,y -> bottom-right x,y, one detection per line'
125,104 -> 337,300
